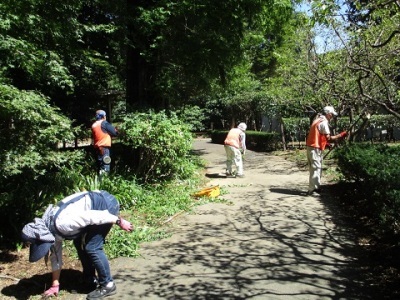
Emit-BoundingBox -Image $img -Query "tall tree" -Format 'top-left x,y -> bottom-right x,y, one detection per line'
0,0 -> 125,124
309,0 -> 400,119
124,0 -> 295,110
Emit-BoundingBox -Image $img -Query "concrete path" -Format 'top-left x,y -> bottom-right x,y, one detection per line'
109,139 -> 367,300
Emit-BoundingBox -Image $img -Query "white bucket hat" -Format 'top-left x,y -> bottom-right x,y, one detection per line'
237,123 -> 247,131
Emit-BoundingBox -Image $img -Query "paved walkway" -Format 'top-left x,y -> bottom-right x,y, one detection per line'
108,139 -> 370,300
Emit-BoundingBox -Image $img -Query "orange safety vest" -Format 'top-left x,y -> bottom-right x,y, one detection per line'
224,128 -> 242,149
306,118 -> 328,150
92,120 -> 111,148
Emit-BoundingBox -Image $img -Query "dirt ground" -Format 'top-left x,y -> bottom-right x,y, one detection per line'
1,139 -> 400,299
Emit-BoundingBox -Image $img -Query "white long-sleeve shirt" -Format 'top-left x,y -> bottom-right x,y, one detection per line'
316,115 -> 331,135
49,191 -> 118,271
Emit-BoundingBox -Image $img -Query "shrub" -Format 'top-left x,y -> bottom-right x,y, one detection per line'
0,84 -> 86,245
118,111 -> 196,183
336,143 -> 400,233
175,105 -> 206,132
0,85 -> 81,177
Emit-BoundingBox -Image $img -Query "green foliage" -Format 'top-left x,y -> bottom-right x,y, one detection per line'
105,222 -> 173,258
132,183 -> 198,226
0,84 -> 81,177
335,144 -> 400,233
0,101 -> 206,253
282,116 -> 352,143
247,130 -> 281,151
175,105 -> 207,132
306,0 -> 400,123
218,84 -> 273,129
0,84 -> 88,245
0,0 -> 80,92
282,117 -> 310,142
0,159 -> 89,246
76,167 -> 203,258
98,175 -> 143,210
0,0 -> 124,125
211,130 -> 280,151
262,13 -> 324,118
126,0 -> 295,112
118,111 -> 196,183
368,114 -> 400,129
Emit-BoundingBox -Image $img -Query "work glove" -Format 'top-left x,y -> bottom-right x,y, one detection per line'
339,131 -> 348,138
117,218 -> 133,232
326,143 -> 333,150
43,285 -> 59,297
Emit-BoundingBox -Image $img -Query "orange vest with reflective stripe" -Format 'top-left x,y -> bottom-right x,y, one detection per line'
306,118 -> 328,150
92,120 -> 111,148
224,128 -> 241,149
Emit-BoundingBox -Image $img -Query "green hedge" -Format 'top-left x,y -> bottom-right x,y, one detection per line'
210,130 -> 280,151
335,143 -> 400,233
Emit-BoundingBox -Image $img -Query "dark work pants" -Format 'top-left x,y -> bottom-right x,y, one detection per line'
73,191 -> 119,287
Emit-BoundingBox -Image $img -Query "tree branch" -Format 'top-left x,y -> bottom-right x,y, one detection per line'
371,30 -> 400,48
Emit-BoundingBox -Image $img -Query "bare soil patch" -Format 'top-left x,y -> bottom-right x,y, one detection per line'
0,247 -> 83,299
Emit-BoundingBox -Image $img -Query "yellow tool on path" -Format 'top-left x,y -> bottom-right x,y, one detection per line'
192,185 -> 220,198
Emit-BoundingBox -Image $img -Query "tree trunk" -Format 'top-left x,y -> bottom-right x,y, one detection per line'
279,117 -> 286,151
126,45 -> 146,109
125,0 -> 165,110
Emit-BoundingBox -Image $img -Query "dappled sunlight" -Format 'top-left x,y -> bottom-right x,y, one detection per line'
107,140 -> 376,299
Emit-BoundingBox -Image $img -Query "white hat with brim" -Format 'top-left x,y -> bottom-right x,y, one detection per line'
323,106 -> 338,116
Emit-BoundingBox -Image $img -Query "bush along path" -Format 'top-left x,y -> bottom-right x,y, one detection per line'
107,139 -> 396,299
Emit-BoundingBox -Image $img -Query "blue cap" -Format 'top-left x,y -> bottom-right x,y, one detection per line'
21,218 -> 55,262
95,110 -> 106,120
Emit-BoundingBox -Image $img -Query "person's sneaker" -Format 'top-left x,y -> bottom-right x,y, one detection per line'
307,189 -> 321,197
226,170 -> 236,177
82,276 -> 99,292
87,283 -> 116,299
236,174 -> 245,178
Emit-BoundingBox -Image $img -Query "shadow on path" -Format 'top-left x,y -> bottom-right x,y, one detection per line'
107,139 -> 388,299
